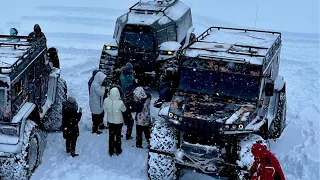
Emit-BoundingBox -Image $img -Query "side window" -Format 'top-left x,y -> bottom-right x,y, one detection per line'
13,79 -> 23,99
157,29 -> 168,45
28,66 -> 35,82
167,26 -> 177,41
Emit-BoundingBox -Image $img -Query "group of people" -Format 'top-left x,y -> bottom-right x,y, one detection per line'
62,62 -> 152,157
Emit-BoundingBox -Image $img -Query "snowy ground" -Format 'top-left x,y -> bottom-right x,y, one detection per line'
0,0 -> 319,180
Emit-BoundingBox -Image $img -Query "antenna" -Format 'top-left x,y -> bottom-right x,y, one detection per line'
254,0 -> 260,28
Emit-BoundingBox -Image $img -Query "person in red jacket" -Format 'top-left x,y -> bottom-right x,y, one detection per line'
250,143 -> 286,180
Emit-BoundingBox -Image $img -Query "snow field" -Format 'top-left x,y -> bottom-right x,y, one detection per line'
0,0 -> 319,179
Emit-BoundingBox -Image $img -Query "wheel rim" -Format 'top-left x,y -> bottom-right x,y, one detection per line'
28,136 -> 39,173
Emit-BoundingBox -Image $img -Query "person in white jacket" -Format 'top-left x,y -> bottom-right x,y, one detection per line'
89,71 -> 106,134
103,87 -> 126,156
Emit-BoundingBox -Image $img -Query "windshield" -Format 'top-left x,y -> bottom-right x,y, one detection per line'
178,69 -> 260,101
121,31 -> 155,51
179,70 -> 218,95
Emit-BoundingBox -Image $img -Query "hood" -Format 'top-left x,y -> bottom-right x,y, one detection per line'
93,71 -> 106,85
168,92 -> 256,123
10,28 -> 18,36
63,96 -> 78,111
109,87 -> 121,100
34,24 -> 41,33
123,62 -> 133,75
92,69 -> 100,77
133,86 -> 147,101
251,143 -> 267,158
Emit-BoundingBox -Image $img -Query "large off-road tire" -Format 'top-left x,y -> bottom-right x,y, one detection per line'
148,119 -> 178,180
0,120 -> 46,180
268,91 -> 286,139
236,134 -> 268,180
43,77 -> 67,131
99,51 -> 119,86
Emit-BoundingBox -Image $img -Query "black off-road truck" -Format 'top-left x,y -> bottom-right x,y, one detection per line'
148,27 -> 286,180
0,30 -> 67,179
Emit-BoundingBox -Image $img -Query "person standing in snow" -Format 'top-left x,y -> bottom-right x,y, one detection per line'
88,70 -> 108,130
103,87 -> 126,156
62,96 -> 82,157
133,86 -> 152,148
120,62 -> 136,140
27,24 -> 46,42
249,143 -> 286,180
89,71 -> 107,134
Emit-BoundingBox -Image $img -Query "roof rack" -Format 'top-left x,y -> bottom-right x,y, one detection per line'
197,54 -> 246,63
197,26 -> 281,42
0,35 -> 46,74
129,0 -> 177,14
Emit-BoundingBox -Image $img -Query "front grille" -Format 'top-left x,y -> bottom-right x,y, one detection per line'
181,117 -> 223,145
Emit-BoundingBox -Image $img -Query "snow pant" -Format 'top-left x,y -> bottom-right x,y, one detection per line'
92,112 -> 104,133
66,136 -> 78,153
108,123 -> 123,154
136,125 -> 150,147
123,111 -> 134,139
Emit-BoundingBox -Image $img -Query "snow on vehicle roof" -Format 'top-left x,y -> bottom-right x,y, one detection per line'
126,0 -> 189,26
0,39 -> 31,68
185,27 -> 281,65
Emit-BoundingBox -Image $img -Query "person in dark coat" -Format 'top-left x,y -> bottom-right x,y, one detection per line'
133,87 -> 152,148
250,143 -> 286,180
120,62 -> 136,140
27,24 -> 47,42
62,96 -> 82,157
154,68 -> 176,108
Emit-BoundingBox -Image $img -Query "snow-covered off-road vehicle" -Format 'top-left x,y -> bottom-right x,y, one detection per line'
99,0 -> 195,87
0,32 -> 67,179
148,27 -> 286,179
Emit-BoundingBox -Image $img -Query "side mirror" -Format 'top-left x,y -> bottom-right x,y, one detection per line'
265,80 -> 274,96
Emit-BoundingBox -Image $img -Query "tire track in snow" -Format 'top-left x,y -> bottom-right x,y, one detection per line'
21,15 -> 116,28
37,6 -> 126,15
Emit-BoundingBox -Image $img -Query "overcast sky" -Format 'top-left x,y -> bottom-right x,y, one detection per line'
183,0 -> 320,34
0,0 -> 319,34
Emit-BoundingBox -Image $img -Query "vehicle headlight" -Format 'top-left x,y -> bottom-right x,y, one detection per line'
178,117 -> 183,121
174,115 -> 178,119
105,45 -> 118,51
160,50 -> 175,55
168,113 -> 174,118
239,124 -> 244,129
225,125 -> 229,129
232,125 -> 237,129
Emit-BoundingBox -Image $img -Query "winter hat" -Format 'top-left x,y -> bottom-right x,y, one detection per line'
251,143 -> 266,157
67,96 -> 76,103
133,86 -> 147,101
10,28 -> 18,36
66,96 -> 78,111
123,62 -> 133,74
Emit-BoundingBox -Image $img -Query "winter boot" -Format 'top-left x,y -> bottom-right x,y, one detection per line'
93,130 -> 102,135
71,151 -> 79,157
